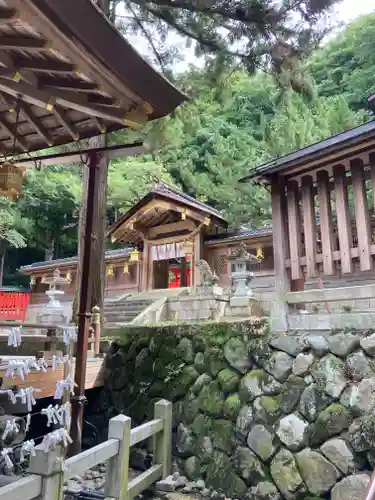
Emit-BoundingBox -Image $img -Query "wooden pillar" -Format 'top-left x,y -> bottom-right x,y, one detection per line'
301,175 -> 317,278
141,240 -> 150,291
271,174 -> 290,330
351,158 -> 372,271
369,152 -> 375,215
286,180 -> 303,281
317,170 -> 335,276
193,233 -> 201,287
333,165 -> 353,274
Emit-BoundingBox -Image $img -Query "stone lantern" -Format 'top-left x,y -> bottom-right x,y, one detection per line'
227,242 -> 260,308
38,268 -> 70,325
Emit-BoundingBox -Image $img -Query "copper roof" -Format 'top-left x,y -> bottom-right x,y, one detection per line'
0,0 -> 187,155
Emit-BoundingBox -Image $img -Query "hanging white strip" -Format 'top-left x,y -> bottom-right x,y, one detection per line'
20,440 -> 35,463
42,428 -> 72,452
7,326 -> 22,347
54,376 -> 77,400
25,413 -> 31,433
2,419 -> 19,441
1,449 -> 13,469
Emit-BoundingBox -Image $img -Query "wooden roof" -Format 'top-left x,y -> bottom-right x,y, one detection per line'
108,181 -> 228,245
0,0 -> 187,155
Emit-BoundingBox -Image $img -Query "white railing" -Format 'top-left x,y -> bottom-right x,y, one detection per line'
0,399 -> 172,500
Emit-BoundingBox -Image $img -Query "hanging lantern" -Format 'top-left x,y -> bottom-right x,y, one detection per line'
204,216 -> 211,226
106,265 -> 114,277
182,240 -> 194,255
130,249 -> 140,262
0,162 -> 26,200
30,276 -> 35,286
41,274 -> 47,283
256,247 -> 264,261
181,210 -> 186,221
123,263 -> 129,274
65,271 -> 72,283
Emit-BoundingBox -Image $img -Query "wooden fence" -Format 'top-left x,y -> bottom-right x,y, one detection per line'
0,399 -> 172,500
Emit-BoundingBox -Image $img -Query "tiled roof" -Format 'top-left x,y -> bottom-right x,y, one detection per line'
20,248 -> 132,273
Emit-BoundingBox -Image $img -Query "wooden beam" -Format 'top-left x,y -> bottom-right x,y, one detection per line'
13,56 -> 75,74
0,7 -> 18,25
40,76 -> 98,92
333,164 -> 353,273
369,152 -> 375,215
20,101 -> 53,146
92,117 -> 107,134
316,170 -> 335,276
146,220 -> 196,238
301,175 -> 317,278
6,0 -> 141,109
350,158 -> 372,271
0,114 -> 28,151
0,36 -> 47,50
0,93 -> 53,146
286,180 -> 303,280
0,78 -> 128,124
52,105 -> 79,141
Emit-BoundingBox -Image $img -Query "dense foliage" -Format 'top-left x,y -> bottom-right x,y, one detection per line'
2,12 -> 375,285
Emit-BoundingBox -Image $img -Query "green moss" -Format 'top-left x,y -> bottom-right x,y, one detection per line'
218,368 -> 240,392
198,381 -> 224,416
176,337 -> 195,363
194,352 -> 208,373
223,393 -> 242,420
191,413 -> 213,435
310,403 -> 351,446
206,346 -> 228,376
211,419 -> 234,454
254,395 -> 283,425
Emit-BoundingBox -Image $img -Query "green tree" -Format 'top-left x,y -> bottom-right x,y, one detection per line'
0,199 -> 26,285
308,13 -> 375,111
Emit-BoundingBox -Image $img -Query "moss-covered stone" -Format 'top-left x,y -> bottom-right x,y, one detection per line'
210,419 -> 234,454
224,337 -> 252,374
191,413 -> 213,435
279,375 -> 306,413
226,472 -> 248,499
311,354 -> 347,399
176,423 -> 196,457
198,381 -> 224,416
206,450 -> 232,491
206,347 -> 228,376
254,395 -> 283,425
239,369 -> 281,402
310,403 -> 351,446
176,337 -> 195,363
194,352 -> 208,373
232,446 -> 268,486
217,368 -> 240,392
180,394 -> 200,424
192,373 -> 212,394
270,449 -> 305,500
348,415 -> 375,452
170,365 -> 199,399
195,435 -> 214,463
223,393 -> 242,421
184,455 -> 203,480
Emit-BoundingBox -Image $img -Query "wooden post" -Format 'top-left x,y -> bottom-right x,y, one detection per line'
301,175 -> 317,278
369,152 -> 375,215
105,415 -> 131,500
317,170 -> 335,276
271,174 -> 290,330
71,151 -> 100,455
333,165 -> 353,274
193,233 -> 202,287
351,158 -> 372,271
153,399 -> 172,478
141,240 -> 150,291
286,180 -> 303,281
28,444 -> 64,500
91,305 -> 101,355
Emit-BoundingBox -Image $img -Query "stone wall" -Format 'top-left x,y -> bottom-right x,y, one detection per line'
104,321 -> 375,500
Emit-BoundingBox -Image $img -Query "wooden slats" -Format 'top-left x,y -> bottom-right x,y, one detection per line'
301,175 -> 317,278
286,180 -> 303,280
64,439 -> 119,480
130,418 -> 163,446
127,464 -> 163,500
317,170 -> 335,276
333,165 -> 353,273
350,158 -> 372,271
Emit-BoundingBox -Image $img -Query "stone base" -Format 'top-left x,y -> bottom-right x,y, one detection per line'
227,297 -> 263,318
194,284 -> 223,297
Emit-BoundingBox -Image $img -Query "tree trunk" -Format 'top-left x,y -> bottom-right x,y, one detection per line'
0,246 -> 6,286
45,237 -> 55,261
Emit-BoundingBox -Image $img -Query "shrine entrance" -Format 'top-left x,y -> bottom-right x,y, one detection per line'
108,182 -> 228,291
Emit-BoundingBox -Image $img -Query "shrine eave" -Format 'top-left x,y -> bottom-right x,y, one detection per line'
241,119 -> 375,184
0,0 -> 187,155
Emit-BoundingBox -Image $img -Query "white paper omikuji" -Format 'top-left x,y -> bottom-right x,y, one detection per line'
60,326 -> 77,345
7,326 -> 22,348
25,413 -> 31,433
1,449 -> 13,469
54,376 -> 77,400
42,428 -> 72,452
52,355 -> 70,372
2,419 -> 19,441
13,387 -> 41,412
20,440 -> 36,463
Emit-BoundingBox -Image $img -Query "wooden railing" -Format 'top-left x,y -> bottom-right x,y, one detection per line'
0,291 -> 30,321
0,400 -> 172,500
